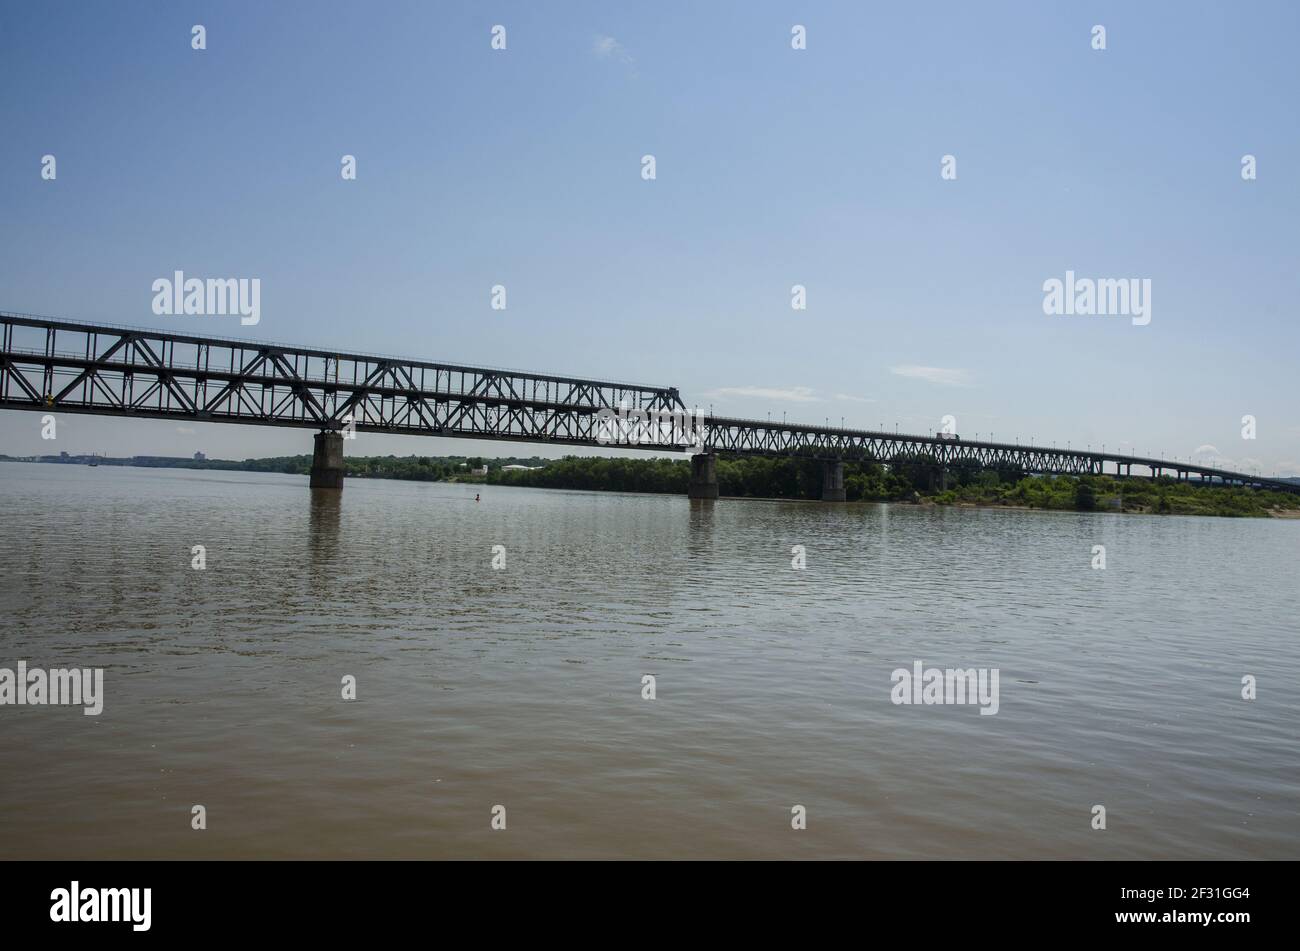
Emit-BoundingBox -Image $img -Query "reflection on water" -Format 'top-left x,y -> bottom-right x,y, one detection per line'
308,488 -> 341,571
0,461 -> 1297,859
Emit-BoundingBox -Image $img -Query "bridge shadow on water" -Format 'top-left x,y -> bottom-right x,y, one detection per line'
686,497 -> 719,563
308,489 -> 342,572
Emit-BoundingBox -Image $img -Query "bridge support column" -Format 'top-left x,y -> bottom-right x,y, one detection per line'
688,452 -> 719,500
821,460 -> 846,502
310,430 -> 345,490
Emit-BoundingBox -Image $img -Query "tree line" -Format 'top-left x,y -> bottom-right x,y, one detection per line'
19,450 -> 1295,516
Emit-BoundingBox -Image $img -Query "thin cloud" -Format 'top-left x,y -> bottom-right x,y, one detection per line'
834,393 -> 877,403
704,386 -> 821,403
890,365 -> 971,387
1191,445 -> 1267,472
593,35 -> 634,65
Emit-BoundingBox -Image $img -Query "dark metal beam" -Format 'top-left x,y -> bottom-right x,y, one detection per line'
1,311 -> 1295,494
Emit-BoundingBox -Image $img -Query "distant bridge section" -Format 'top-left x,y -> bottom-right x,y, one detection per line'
702,415 -> 1300,497
2,312 -> 1295,496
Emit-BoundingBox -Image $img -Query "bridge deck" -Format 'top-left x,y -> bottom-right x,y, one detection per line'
2,312 -> 1294,494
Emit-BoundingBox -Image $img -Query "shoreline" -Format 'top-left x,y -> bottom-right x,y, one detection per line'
5,456 -> 1296,519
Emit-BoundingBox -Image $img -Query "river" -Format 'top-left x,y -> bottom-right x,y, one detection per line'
0,461 -> 1296,858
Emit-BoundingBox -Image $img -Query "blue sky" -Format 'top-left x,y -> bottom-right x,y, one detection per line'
2,1 -> 1298,474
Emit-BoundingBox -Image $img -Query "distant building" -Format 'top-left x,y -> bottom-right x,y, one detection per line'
194,451 -> 206,461
471,466 -> 488,476
501,464 -> 542,471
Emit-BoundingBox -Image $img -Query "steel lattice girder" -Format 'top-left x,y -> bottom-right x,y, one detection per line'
700,417 -> 1299,494
2,312 -> 1295,493
0,313 -> 688,448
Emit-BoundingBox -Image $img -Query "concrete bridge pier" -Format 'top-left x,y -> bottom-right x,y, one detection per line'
310,430 -> 345,490
688,452 -> 719,499
821,460 -> 846,502
924,465 -> 949,491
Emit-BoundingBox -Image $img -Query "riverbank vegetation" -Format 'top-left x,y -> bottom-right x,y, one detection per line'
486,456 -> 1300,517
930,471 -> 1300,517
9,452 -> 1297,516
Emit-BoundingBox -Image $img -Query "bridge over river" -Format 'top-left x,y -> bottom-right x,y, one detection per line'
2,312 -> 1294,500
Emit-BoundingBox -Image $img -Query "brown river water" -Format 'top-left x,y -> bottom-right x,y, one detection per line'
0,461 -> 1296,859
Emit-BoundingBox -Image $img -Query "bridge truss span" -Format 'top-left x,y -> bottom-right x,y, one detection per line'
0,313 -> 686,447
702,416 -> 1300,494
1,312 -> 1294,495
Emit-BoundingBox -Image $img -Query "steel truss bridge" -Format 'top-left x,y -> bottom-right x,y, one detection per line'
2,312 -> 1294,495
